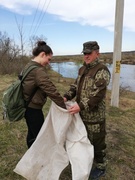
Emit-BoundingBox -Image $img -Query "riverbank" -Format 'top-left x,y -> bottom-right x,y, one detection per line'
52,51 -> 135,65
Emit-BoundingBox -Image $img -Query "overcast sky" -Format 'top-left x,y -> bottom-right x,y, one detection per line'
0,0 -> 134,55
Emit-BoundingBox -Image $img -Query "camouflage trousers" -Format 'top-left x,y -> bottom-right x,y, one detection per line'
83,120 -> 107,170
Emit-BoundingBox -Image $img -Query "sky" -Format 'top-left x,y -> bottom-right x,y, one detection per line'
0,0 -> 134,55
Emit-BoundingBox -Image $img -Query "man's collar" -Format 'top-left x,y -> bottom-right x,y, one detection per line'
83,58 -> 99,68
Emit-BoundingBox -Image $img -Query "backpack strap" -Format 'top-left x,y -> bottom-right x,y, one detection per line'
19,65 -> 39,107
19,65 -> 38,82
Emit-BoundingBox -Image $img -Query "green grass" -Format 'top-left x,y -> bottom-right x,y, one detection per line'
0,72 -> 135,180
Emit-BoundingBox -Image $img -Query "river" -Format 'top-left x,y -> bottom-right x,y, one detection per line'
51,62 -> 135,92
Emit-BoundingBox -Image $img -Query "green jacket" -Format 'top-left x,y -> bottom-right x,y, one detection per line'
22,61 -> 66,109
64,59 -> 110,123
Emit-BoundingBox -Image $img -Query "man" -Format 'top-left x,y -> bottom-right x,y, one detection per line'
64,41 -> 111,179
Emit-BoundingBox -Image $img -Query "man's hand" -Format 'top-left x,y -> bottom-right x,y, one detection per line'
68,103 -> 80,114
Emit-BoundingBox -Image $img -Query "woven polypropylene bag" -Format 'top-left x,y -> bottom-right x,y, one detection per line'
14,101 -> 94,180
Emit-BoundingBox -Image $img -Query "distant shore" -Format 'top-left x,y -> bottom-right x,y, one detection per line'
52,51 -> 135,65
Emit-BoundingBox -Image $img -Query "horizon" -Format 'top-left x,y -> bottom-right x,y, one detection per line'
52,50 -> 135,57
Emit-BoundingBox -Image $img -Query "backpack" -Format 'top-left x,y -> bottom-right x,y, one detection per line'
2,65 -> 38,122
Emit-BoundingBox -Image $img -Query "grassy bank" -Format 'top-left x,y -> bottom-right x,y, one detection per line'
0,70 -> 135,180
52,51 -> 135,65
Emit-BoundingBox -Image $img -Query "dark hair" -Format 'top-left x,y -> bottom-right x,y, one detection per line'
32,41 -> 53,56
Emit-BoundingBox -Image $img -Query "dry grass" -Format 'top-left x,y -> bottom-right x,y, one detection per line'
0,72 -> 135,180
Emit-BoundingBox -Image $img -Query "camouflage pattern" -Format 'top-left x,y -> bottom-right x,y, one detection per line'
83,121 -> 107,169
64,58 -> 111,170
82,41 -> 99,53
65,59 -> 110,124
79,67 -> 110,123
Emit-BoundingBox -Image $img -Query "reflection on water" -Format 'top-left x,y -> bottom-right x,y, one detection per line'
51,62 -> 81,79
51,62 -> 135,92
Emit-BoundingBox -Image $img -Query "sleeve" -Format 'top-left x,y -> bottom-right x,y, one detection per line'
35,68 -> 66,109
79,69 -> 111,111
63,79 -> 77,100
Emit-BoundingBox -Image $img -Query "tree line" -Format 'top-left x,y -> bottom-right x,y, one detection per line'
0,31 -> 47,75
1,30 -> 134,75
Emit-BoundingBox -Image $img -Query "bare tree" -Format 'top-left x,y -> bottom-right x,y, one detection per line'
29,35 -> 47,55
14,15 -> 25,69
0,31 -> 21,74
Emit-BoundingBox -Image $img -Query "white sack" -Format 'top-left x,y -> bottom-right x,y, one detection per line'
14,101 -> 94,180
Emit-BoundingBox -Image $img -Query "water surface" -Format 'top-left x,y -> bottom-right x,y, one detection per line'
51,62 -> 135,92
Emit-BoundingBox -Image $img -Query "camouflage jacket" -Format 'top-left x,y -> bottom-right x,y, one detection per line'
64,59 -> 110,124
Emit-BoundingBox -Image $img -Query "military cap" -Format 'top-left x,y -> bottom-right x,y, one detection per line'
82,41 -> 99,53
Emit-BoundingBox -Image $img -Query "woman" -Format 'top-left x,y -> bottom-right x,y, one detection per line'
22,41 -> 66,148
